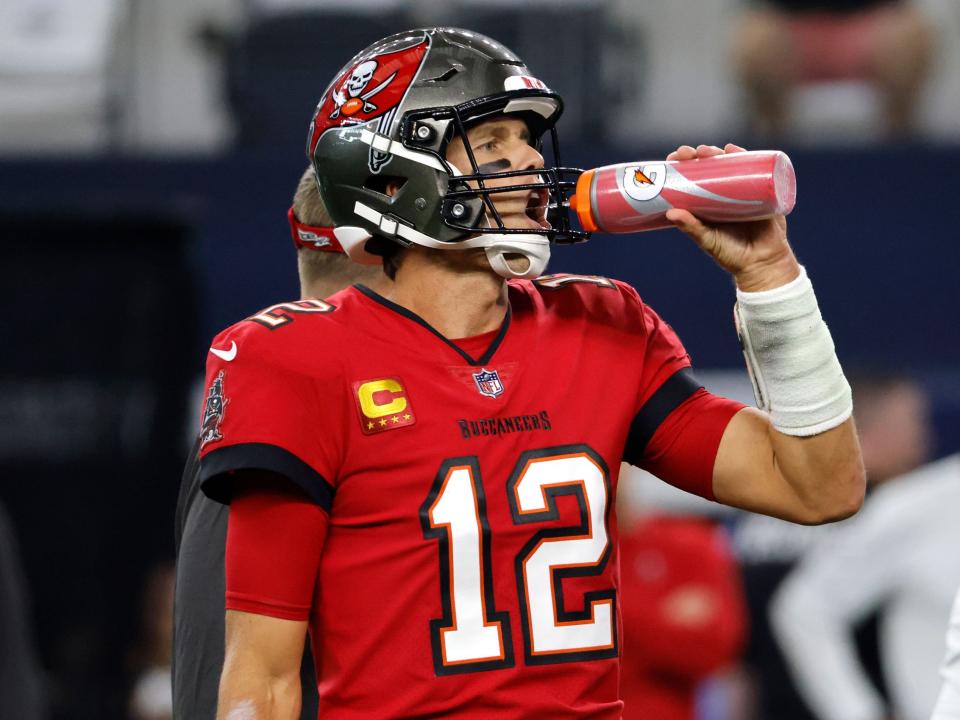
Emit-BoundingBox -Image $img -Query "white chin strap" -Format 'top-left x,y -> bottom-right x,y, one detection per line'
336,201 -> 551,280
482,235 -> 550,279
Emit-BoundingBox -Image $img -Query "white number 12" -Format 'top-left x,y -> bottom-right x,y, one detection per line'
421,446 -> 616,676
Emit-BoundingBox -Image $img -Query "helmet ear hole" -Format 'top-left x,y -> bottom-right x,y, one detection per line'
364,175 -> 407,198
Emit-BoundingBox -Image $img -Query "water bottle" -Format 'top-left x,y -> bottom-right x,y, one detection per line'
569,150 -> 796,234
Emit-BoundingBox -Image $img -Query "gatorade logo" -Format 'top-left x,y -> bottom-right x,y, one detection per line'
622,163 -> 667,202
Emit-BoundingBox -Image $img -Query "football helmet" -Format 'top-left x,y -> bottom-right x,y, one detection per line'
307,27 -> 588,279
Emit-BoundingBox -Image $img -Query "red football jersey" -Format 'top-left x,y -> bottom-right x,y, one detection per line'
199,275 -> 737,719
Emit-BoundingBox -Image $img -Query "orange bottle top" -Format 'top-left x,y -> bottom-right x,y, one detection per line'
570,169 -> 599,233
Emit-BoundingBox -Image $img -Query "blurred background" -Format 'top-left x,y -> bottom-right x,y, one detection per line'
1,0 -> 959,718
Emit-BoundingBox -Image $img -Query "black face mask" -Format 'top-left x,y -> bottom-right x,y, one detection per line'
402,105 -> 590,246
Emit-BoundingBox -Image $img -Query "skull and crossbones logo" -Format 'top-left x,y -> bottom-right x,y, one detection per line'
330,59 -> 397,119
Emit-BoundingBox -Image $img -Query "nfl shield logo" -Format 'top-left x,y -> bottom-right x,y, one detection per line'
472,368 -> 504,398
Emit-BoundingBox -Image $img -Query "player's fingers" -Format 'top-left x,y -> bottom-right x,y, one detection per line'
666,209 -> 721,257
696,144 -> 724,158
666,208 -> 709,240
725,143 -> 747,153
669,145 -> 697,161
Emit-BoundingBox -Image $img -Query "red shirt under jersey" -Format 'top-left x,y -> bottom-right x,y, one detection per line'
198,276 -> 743,719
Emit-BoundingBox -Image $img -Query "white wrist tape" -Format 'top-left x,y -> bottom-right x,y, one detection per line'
734,266 -> 852,436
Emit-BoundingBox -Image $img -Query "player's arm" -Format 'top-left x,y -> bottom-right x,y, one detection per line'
216,473 -> 327,720
218,611 -> 307,720
712,408 -> 862,523
666,143 -> 865,524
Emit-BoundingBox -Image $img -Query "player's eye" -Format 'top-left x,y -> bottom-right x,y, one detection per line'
475,139 -> 499,154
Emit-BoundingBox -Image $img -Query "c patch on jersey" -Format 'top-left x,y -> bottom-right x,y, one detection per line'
199,370 -> 229,448
354,377 -> 416,435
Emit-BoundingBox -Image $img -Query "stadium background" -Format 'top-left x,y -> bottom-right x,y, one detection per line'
1,1 -> 959,718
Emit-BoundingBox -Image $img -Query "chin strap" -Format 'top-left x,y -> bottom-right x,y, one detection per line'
333,225 -> 382,265
483,237 -> 550,279
340,201 -> 552,279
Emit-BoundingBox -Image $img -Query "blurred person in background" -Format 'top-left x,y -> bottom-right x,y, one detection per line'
770,382 -> 958,720
618,493 -> 747,720
734,371 -> 933,720
850,371 -> 933,486
733,0 -> 933,137
932,587 -> 960,720
172,166 -> 386,720
129,563 -> 175,720
0,500 -> 45,720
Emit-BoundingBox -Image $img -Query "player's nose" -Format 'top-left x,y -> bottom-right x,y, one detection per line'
515,141 -> 544,174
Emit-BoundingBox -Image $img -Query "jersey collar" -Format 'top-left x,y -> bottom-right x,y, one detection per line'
353,284 -> 512,367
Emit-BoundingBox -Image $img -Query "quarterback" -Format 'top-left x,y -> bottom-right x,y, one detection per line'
199,28 -> 865,719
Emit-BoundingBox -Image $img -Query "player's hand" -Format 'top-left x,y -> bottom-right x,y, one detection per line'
665,143 -> 801,292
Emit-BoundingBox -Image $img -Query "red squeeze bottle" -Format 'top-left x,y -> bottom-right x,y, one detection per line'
569,150 -> 796,234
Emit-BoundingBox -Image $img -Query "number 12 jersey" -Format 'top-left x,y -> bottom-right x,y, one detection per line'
199,276 -> 743,719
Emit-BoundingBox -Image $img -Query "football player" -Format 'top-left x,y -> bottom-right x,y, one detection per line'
200,28 -> 865,719
172,166 -> 385,720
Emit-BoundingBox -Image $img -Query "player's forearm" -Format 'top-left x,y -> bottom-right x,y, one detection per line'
216,660 -> 301,720
767,416 -> 865,524
713,408 -> 864,524
714,260 -> 866,523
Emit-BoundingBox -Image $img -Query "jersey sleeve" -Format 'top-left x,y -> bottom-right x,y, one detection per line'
225,479 -> 328,621
197,323 -> 339,512
638,389 -> 745,500
616,283 -> 745,499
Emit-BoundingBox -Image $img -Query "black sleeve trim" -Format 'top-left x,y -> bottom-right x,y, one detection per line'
623,368 -> 703,466
199,443 -> 335,512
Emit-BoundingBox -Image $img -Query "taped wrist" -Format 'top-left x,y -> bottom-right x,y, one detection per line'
734,266 -> 852,436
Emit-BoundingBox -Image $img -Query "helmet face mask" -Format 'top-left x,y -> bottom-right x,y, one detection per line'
308,27 -> 590,279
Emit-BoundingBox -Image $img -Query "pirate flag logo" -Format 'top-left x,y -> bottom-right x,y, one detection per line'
199,371 -> 229,448
330,60 -> 395,120
307,34 -> 430,173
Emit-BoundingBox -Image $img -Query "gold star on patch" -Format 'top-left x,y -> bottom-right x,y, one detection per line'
367,421 -> 374,430
391,416 -> 400,423
379,418 -> 388,427
403,413 -> 411,421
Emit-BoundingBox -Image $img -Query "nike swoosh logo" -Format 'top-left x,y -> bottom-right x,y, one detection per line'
209,341 -> 237,362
